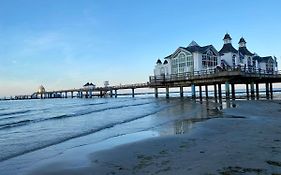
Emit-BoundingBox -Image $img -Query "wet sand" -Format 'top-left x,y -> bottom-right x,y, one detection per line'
28,100 -> 281,175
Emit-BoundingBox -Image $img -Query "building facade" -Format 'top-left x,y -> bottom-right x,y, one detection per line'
154,34 -> 278,76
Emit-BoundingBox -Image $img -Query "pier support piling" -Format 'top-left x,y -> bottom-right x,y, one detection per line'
265,82 -> 270,99
132,88 -> 135,98
270,83 -> 273,99
250,82 -> 255,99
218,83 -> 222,99
246,84 -> 249,99
256,83 -> 259,99
225,82 -> 230,99
205,85 -> 208,98
154,88 -> 158,98
110,90 -> 113,98
89,90 -> 93,98
180,86 -> 184,98
214,84 -> 217,99
115,89 -> 117,98
166,87 -> 169,98
231,84 -> 235,99
191,84 -> 196,99
71,92 -> 74,98
199,85 -> 202,101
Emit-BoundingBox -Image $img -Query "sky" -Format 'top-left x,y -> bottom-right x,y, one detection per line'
0,0 -> 281,97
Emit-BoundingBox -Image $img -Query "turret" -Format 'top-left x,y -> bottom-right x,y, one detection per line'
223,33 -> 232,44
219,33 -> 238,55
238,37 -> 246,47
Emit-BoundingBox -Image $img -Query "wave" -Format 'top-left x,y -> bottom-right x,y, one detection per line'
0,108 -> 162,162
0,110 -> 31,117
0,102 -> 154,130
0,119 -> 33,129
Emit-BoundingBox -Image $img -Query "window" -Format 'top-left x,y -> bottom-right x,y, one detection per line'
171,59 -> 178,74
247,57 -> 251,67
232,55 -> 236,67
202,50 -> 217,68
186,55 -> 193,67
266,59 -> 273,73
178,53 -> 186,73
160,67 -> 165,75
171,52 -> 193,74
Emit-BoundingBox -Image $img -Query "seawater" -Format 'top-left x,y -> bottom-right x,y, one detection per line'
0,95 -> 280,174
0,97 -> 220,161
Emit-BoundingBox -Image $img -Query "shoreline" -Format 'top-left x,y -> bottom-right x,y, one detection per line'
0,99 -> 281,174
27,100 -> 281,175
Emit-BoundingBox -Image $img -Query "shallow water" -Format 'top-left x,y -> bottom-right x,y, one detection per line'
0,95 -> 279,174
0,97 -> 223,161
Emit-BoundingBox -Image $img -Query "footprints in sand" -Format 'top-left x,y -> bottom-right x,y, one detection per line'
133,150 -> 171,174
214,160 -> 281,175
217,166 -> 265,175
266,160 -> 281,167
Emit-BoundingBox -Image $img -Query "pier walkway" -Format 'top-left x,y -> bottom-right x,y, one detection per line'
3,68 -> 281,100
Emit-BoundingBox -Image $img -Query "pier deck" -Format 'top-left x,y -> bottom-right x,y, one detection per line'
3,69 -> 281,100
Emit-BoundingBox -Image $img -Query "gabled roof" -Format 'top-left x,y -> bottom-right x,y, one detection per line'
219,43 -> 238,55
253,56 -> 274,63
164,54 -> 172,59
166,47 -> 192,60
238,47 -> 254,56
84,82 -> 90,86
185,45 -> 218,54
156,59 -> 162,64
84,82 -> 95,87
163,60 -> 168,64
165,43 -> 218,60
188,40 -> 199,47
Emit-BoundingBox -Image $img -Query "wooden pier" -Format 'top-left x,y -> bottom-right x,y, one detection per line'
2,68 -> 281,101
150,68 -> 281,99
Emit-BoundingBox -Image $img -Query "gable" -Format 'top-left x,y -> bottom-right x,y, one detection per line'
203,46 -> 219,56
171,47 -> 192,59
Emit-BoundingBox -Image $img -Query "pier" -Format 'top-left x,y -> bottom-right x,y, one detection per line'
150,68 -> 281,99
2,68 -> 281,101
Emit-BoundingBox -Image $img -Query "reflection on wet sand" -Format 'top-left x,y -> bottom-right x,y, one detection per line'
172,98 -> 240,135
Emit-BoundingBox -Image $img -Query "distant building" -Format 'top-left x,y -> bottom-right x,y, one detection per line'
104,81 -> 109,87
83,82 -> 95,89
37,85 -> 45,94
154,33 -> 278,76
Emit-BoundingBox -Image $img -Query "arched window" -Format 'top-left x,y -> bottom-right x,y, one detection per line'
178,53 -> 186,73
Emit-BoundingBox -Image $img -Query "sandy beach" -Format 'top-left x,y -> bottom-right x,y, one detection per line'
24,99 -> 281,175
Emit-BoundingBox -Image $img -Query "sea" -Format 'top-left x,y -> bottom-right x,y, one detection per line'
0,90 -> 280,174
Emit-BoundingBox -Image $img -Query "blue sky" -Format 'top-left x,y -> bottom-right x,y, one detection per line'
0,0 -> 281,96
